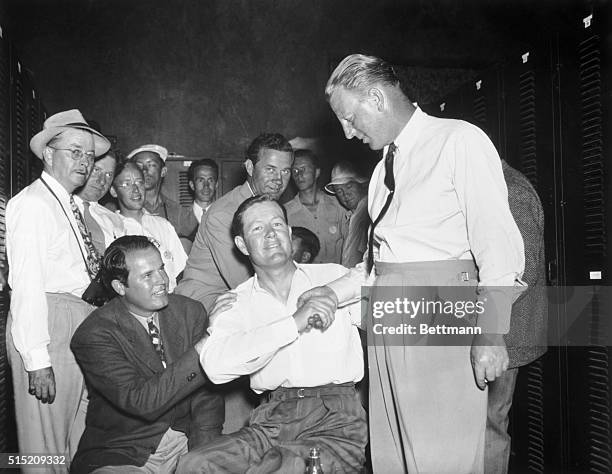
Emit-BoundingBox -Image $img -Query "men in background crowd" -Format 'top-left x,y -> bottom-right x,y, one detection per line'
71,235 -> 223,473
291,226 -> 320,263
75,149 -> 124,253
299,54 -> 525,473
110,161 -> 187,292
179,195 -> 367,473
285,149 -> 348,264
6,109 -> 110,469
325,161 -> 370,268
177,132 -> 293,434
176,158 -> 219,253
128,144 -> 182,230
485,160 -> 548,473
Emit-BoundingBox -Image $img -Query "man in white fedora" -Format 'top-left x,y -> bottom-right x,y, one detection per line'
6,109 -> 110,471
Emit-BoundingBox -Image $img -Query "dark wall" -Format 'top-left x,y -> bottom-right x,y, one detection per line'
4,0 -> 576,164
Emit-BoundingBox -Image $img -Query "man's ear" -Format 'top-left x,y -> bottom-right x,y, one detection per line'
42,146 -> 54,168
110,186 -> 118,198
161,166 -> 168,178
315,168 -> 321,181
244,159 -> 254,177
111,279 -> 126,296
368,87 -> 385,112
234,235 -> 249,256
188,181 -> 195,192
301,251 -> 312,264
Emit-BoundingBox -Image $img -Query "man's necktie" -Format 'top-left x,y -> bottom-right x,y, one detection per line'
366,143 -> 397,274
148,319 -> 167,368
83,201 -> 106,255
69,195 -> 101,279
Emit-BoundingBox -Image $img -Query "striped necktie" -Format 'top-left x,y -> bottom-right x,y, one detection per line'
366,142 -> 396,274
147,319 -> 167,368
83,201 -> 106,255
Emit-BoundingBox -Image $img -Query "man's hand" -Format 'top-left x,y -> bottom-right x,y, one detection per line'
293,295 -> 337,333
208,292 -> 237,327
470,334 -> 509,390
296,285 -> 338,312
28,367 -> 56,404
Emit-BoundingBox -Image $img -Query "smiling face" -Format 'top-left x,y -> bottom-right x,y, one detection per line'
78,154 -> 117,202
114,247 -> 169,317
43,128 -> 95,193
111,163 -> 145,212
234,200 -> 292,269
247,148 -> 293,199
329,87 -> 390,151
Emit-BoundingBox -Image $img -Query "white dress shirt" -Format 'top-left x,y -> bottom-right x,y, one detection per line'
201,263 -> 363,392
329,108 -> 525,333
6,171 -> 91,370
119,211 -> 188,292
192,202 -> 212,224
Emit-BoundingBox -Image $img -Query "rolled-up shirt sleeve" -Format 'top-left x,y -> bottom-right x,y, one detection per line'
200,306 -> 299,384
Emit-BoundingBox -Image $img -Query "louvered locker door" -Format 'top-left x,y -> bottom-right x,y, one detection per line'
25,73 -> 43,182
0,23 -> 13,455
9,52 -> 29,197
557,5 -> 612,473
500,42 -> 559,473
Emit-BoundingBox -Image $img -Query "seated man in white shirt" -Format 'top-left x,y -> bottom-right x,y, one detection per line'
178,195 -> 367,474
110,161 -> 187,292
75,149 -> 125,253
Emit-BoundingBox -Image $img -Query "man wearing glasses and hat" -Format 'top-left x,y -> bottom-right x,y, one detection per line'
127,144 -> 182,232
325,161 -> 371,268
6,109 -> 110,469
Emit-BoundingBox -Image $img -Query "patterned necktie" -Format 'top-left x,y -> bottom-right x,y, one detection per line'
148,319 -> 167,368
69,195 -> 101,279
83,201 -> 106,255
366,143 -> 397,274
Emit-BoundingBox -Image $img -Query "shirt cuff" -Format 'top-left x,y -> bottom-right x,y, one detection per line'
22,347 -> 52,372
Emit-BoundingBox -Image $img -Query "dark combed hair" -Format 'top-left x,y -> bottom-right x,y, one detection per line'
102,235 -> 158,290
230,194 -> 288,239
112,160 -> 142,185
291,226 -> 320,262
245,133 -> 293,165
293,148 -> 320,169
187,158 -> 219,182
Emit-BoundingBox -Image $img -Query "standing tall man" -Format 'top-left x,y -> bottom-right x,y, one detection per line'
6,109 -> 110,468
128,144 -> 182,230
300,54 -> 525,473
285,149 -> 348,264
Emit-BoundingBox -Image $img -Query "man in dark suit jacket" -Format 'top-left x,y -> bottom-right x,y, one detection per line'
71,235 -> 224,473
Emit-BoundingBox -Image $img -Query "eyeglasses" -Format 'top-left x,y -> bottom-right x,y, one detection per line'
48,146 -> 96,162
91,167 -> 114,180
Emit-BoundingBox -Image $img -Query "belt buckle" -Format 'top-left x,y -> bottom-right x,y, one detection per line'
297,388 -> 305,398
460,271 -> 470,282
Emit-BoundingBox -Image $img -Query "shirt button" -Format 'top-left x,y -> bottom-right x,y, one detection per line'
187,372 -> 196,381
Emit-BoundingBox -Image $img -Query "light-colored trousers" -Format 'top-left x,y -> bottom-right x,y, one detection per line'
7,293 -> 93,474
368,260 -> 487,474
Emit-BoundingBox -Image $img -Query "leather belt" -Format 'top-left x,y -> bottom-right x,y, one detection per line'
265,383 -> 356,402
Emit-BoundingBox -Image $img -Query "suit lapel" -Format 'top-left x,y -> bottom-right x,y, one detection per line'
114,300 -> 164,372
159,304 -> 184,364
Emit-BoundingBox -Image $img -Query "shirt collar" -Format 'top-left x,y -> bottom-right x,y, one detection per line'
130,310 -> 159,331
41,170 -> 72,202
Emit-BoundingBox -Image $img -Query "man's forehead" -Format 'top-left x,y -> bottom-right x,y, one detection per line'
53,128 -> 95,147
257,148 -> 293,165
134,151 -> 163,164
244,201 -> 284,220
116,165 -> 143,181
195,165 -> 218,177
125,248 -> 162,272
94,155 -> 116,169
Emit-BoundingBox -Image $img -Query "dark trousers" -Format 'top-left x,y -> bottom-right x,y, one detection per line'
177,385 -> 367,473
